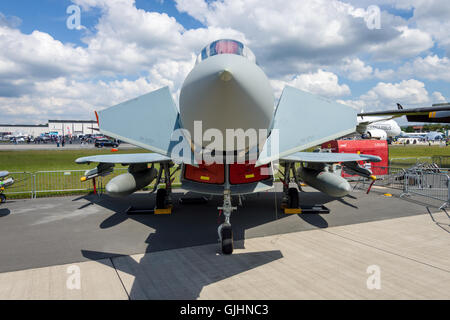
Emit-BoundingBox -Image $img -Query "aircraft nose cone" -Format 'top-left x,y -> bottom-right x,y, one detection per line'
179,54 -> 274,152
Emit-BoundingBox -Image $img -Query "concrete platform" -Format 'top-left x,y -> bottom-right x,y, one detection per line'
0,185 -> 448,299
0,212 -> 448,300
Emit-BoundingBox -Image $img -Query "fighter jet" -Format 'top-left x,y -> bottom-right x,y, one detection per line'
0,171 -> 14,204
77,39 -> 381,254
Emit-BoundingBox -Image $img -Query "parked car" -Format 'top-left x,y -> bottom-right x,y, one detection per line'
94,138 -> 119,148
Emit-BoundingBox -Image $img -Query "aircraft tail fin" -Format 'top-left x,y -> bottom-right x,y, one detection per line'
397,103 -> 403,110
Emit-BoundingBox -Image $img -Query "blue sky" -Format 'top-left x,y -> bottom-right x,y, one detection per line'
0,0 -> 449,124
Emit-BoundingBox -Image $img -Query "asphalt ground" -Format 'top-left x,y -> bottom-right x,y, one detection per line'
0,183 -> 438,274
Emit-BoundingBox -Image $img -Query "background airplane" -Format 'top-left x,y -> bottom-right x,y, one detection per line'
356,115 -> 401,140
355,103 -> 450,140
76,39 -> 381,254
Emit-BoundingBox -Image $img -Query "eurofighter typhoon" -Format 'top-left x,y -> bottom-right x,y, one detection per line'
76,39 -> 381,254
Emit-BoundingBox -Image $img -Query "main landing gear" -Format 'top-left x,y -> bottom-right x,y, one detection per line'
281,162 -> 302,214
218,190 -> 237,255
280,162 -> 330,214
126,162 -> 174,215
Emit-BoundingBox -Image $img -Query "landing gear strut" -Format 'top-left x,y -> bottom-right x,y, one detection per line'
126,162 -> 175,215
218,189 -> 237,255
281,162 -> 301,211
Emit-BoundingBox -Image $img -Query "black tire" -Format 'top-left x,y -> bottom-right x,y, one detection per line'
221,225 -> 233,255
288,187 -> 299,209
0,194 -> 6,204
156,188 -> 167,209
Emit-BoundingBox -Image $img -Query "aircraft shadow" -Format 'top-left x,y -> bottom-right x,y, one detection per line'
82,248 -> 283,300
77,189 -> 351,299
83,190 -> 337,251
0,208 -> 10,217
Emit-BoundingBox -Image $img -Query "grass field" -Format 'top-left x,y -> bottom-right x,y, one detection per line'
0,148 -> 149,172
389,145 -> 449,158
1,145 -> 448,173
0,144 -> 448,199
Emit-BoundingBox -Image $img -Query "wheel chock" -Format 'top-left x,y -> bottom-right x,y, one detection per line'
154,206 -> 172,215
126,205 -> 173,215
284,208 -> 302,214
284,205 -> 330,215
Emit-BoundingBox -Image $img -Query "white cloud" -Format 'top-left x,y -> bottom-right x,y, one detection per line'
340,58 -> 373,81
272,69 -> 351,99
398,55 -> 450,82
367,26 -> 433,61
175,0 -> 429,75
0,0 -> 447,123
339,79 -> 446,112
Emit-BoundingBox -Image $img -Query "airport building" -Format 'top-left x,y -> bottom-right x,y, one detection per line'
0,120 -> 99,137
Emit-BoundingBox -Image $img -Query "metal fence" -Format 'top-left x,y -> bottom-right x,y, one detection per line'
354,164 -> 449,210
2,172 -> 34,199
369,166 -> 407,190
3,165 -> 450,209
432,156 -> 450,169
401,171 -> 449,209
2,168 -> 129,199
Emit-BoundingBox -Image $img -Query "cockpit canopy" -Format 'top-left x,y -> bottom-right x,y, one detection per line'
195,39 -> 257,65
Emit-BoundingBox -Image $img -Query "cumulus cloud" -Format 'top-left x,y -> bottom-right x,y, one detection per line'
272,69 -> 351,99
340,58 -> 373,81
0,0 -> 447,123
339,79 -> 447,112
398,55 -> 450,82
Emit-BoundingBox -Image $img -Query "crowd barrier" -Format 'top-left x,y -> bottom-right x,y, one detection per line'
4,168 -> 128,199
355,164 -> 449,210
3,165 -> 450,209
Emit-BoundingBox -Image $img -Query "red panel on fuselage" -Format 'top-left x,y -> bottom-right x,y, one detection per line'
184,163 -> 225,184
229,163 -> 270,185
184,162 -> 271,185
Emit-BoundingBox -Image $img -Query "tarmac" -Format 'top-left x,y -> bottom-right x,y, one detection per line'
0,184 -> 449,299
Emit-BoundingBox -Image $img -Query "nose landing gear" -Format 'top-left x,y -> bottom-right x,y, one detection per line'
218,190 -> 237,255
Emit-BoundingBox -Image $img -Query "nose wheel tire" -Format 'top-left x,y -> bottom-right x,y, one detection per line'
220,224 -> 233,255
